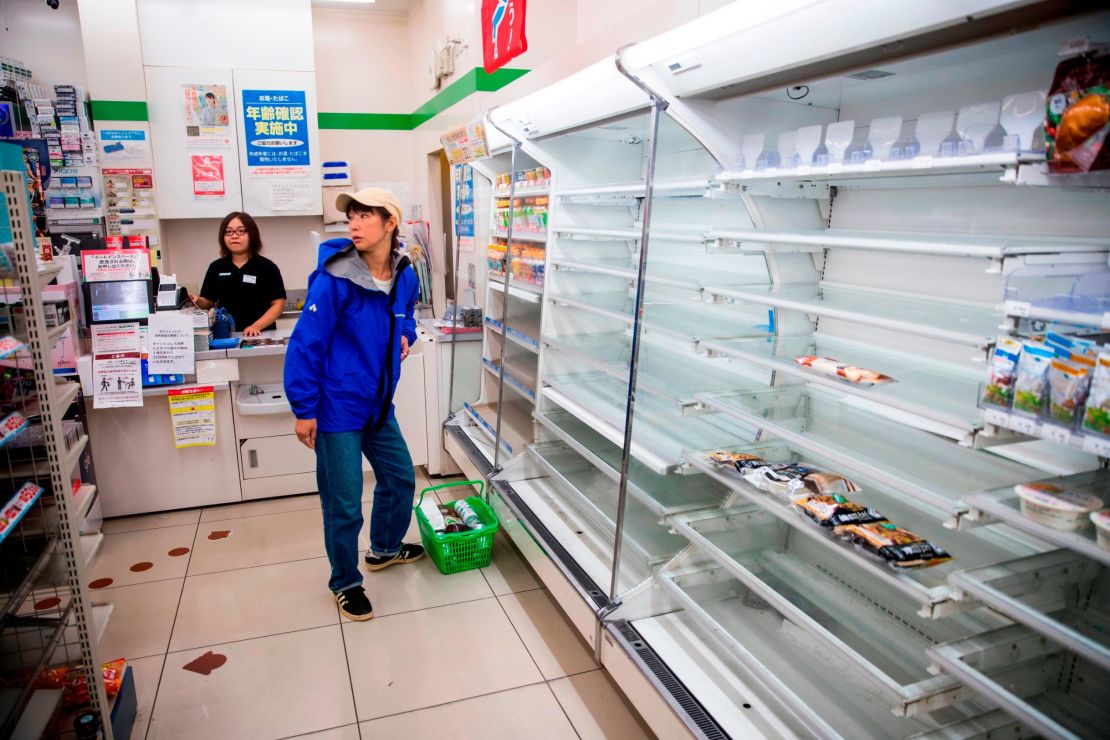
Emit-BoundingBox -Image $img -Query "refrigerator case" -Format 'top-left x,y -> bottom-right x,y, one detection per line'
483,3 -> 1110,738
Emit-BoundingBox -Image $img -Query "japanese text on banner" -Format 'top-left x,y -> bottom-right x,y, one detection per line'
242,90 -> 310,176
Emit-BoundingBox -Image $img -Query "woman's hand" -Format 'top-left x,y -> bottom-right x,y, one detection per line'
400,336 -> 410,361
295,418 -> 317,450
243,324 -> 263,337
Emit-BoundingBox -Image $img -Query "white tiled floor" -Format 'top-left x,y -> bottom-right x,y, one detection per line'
93,470 -> 653,740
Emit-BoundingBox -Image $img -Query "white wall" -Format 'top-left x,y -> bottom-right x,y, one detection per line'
0,0 -> 89,89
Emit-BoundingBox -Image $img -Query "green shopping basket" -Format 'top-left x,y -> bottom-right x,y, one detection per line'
414,480 -> 499,575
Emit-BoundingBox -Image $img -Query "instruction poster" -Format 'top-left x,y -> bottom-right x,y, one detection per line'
183,84 -> 230,148
270,181 -> 313,211
167,386 -> 216,448
98,129 -> 152,165
82,248 -> 151,282
441,119 -> 490,165
242,89 -> 309,175
147,311 -> 194,374
92,323 -> 142,409
190,155 -> 226,199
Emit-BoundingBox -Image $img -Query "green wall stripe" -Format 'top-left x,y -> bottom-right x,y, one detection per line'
316,112 -> 412,131
90,100 -> 149,121
320,66 -> 529,131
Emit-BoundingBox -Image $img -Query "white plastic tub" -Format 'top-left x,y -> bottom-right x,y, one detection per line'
1015,483 -> 1102,530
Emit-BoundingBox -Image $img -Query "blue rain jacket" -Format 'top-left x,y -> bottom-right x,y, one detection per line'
284,238 -> 419,432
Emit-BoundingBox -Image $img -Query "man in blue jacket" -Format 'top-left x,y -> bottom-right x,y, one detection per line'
284,188 -> 423,622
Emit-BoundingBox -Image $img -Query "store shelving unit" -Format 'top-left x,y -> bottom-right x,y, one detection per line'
466,4 -> 1110,739
0,142 -> 114,737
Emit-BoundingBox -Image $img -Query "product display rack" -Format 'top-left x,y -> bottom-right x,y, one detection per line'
469,4 -> 1110,739
0,143 -> 115,737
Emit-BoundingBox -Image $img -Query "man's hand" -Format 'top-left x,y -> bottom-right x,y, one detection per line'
295,418 -> 317,450
400,336 -> 410,362
243,324 -> 262,337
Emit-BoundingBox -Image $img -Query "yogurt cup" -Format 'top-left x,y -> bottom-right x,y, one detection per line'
1092,510 -> 1110,549
1015,482 -> 1102,530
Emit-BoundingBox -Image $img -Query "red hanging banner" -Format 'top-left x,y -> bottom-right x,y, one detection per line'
481,0 -> 528,75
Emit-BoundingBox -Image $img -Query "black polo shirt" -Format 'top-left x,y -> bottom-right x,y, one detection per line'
199,255 -> 286,332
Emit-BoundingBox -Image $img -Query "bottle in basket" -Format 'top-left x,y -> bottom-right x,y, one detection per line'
453,500 -> 482,531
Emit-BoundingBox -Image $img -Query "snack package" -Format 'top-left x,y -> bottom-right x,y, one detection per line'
1047,358 -> 1088,425
1013,344 -> 1055,416
793,493 -> 886,528
708,451 -> 770,474
983,337 -> 1023,408
834,522 -> 952,568
1047,50 -> 1110,172
794,355 -> 894,385
742,462 -> 861,498
1082,352 -> 1110,437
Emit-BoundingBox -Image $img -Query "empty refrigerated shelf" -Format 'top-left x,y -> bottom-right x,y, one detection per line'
489,276 -> 543,302
543,374 -> 759,474
700,333 -> 983,438
706,226 -> 1109,260
482,355 -> 537,403
462,402 -> 517,457
552,224 -> 710,243
963,469 -> 1109,567
948,550 -> 1109,672
534,409 -> 727,516
928,623 -> 1110,740
550,255 -> 765,292
701,282 -> 1001,348
556,177 -> 713,201
695,386 -> 1038,521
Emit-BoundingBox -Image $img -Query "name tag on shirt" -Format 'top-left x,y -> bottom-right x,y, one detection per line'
243,275 -> 257,284
219,272 -> 231,277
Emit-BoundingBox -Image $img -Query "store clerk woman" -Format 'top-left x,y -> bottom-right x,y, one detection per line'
189,212 -> 286,336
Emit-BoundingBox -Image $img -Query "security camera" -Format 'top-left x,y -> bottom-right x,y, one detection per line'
46,0 -> 60,9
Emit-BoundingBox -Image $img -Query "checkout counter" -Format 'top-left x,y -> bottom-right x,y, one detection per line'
82,314 -> 481,517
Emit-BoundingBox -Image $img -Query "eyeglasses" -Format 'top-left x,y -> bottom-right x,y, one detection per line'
224,228 -> 248,237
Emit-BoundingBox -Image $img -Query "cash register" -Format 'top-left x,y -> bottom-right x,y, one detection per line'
82,278 -> 184,386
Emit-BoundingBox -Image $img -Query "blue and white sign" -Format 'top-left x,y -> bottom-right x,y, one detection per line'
98,128 -> 151,164
241,89 -> 310,173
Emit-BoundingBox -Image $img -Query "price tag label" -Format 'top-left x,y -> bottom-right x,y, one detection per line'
982,408 -> 1007,427
1012,416 -> 1038,436
1083,435 -> 1110,458
863,159 -> 882,171
911,156 -> 935,169
827,164 -> 844,174
1004,300 -> 1031,318
1042,425 -> 1071,445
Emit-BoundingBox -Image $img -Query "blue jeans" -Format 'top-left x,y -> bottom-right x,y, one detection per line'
315,413 -> 415,593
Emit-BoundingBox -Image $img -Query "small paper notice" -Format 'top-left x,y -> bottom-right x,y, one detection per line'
270,182 -> 314,212
147,312 -> 195,374
167,386 -> 216,448
92,323 -> 143,409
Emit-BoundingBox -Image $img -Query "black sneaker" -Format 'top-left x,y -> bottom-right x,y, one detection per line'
335,586 -> 373,621
364,542 -> 425,571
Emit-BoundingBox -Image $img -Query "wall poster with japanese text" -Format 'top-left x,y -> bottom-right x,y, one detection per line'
241,89 -> 310,177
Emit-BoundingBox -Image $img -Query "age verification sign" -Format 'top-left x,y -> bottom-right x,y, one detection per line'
241,90 -> 310,174
481,0 -> 527,75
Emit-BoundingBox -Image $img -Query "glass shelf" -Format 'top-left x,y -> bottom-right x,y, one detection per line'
551,256 -> 765,292
706,226 -> 1109,260
696,386 -> 1039,521
543,333 -> 751,410
528,442 -> 687,566
703,282 -> 1001,348
682,449 -> 1039,618
482,358 -> 536,403
533,409 -> 727,516
462,402 -> 517,457
701,333 -> 983,438
489,276 -> 543,303
556,177 -> 712,201
949,549 -> 1108,673
963,469 -> 1110,567
542,375 -> 759,475
980,405 -> 1110,458
552,225 -> 711,243
928,623 -> 1109,740
490,229 -> 547,244
654,559 -> 990,719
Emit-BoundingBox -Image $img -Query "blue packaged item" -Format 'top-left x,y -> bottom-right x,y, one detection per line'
209,337 -> 240,349
211,307 -> 235,339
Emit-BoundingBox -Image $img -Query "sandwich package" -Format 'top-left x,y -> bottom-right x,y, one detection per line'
983,337 -> 1022,408
709,451 -> 860,498
834,521 -> 952,569
793,493 -> 885,528
1013,343 -> 1055,416
794,355 -> 893,385
1082,352 -> 1110,437
1046,49 -> 1110,172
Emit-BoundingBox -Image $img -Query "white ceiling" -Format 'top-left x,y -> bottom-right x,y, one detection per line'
312,0 -> 416,15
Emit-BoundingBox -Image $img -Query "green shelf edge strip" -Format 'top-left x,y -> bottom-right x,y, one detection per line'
88,67 -> 528,130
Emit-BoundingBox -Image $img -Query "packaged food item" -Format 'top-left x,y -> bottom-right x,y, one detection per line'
1013,343 -> 1055,416
708,451 -> 860,497
1092,510 -> 1110,549
1046,50 -> 1110,172
793,493 -> 885,528
1047,358 -> 1088,425
708,451 -> 768,471
1015,482 -> 1102,530
794,355 -> 893,385
420,500 -> 445,533
1082,352 -> 1110,437
453,499 -> 482,530
834,522 -> 952,568
983,337 -> 1023,408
